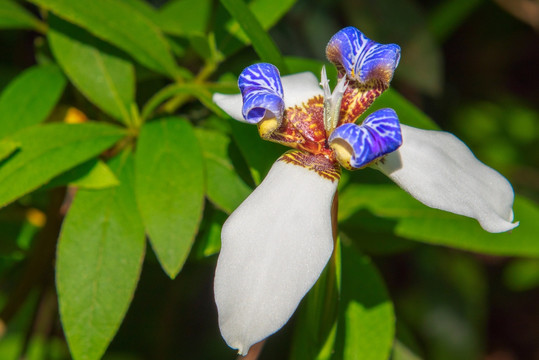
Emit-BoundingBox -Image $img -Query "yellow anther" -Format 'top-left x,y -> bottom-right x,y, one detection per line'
257,117 -> 280,139
329,139 -> 354,170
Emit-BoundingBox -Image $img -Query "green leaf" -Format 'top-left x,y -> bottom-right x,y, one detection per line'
30,0 -> 180,78
391,322 -> 424,360
0,64 -> 66,138
195,128 -> 252,213
218,0 -> 287,71
57,152 -> 145,360
48,15 -> 135,124
291,238 -> 341,360
0,139 -> 19,161
46,158 -> 119,190
215,0 -> 295,61
158,0 -> 211,36
340,215 -> 416,256
135,117 -> 204,278
333,244 -> 395,360
116,0 -> 161,24
0,0 -> 43,30
368,89 -> 440,130
0,122 -> 124,208
192,208 -> 227,258
339,184 -> 539,257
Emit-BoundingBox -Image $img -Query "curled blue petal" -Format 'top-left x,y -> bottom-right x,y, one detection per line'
329,108 -> 402,169
326,27 -> 401,85
238,63 -> 285,124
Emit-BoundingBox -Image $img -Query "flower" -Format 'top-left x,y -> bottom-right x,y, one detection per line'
212,26 -> 518,355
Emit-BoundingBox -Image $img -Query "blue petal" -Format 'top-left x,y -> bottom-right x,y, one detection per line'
238,63 -> 285,124
329,108 -> 402,169
326,27 -> 401,84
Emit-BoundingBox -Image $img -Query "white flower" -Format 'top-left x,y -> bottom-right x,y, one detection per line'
212,26 -> 518,355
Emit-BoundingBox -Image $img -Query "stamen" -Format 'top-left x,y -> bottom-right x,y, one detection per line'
329,76 -> 347,133
321,66 -> 333,134
320,66 -> 348,136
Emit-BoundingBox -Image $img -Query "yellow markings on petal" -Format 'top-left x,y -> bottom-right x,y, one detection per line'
257,117 -> 280,139
279,150 -> 341,182
329,139 -> 354,170
338,86 -> 383,126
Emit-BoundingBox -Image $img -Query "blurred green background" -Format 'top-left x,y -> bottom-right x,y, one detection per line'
0,0 -> 538,359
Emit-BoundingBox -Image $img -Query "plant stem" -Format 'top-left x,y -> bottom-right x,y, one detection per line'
158,61 -> 217,116
0,188 -> 65,335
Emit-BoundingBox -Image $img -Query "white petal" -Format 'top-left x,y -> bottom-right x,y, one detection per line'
212,92 -> 245,122
281,71 -> 323,108
376,125 -> 518,233
214,159 -> 338,355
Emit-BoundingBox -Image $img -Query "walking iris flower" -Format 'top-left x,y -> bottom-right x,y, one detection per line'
212,27 -> 518,355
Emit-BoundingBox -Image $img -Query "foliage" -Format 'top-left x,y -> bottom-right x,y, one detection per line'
0,0 -> 537,359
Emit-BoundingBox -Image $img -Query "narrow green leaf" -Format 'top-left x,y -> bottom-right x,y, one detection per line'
216,0 -> 296,62
30,0 -> 180,78
0,0 -> 42,30
48,15 -> 135,124
0,123 -> 124,208
135,117 -> 204,278
195,128 -> 252,213
46,158 -> 119,190
333,244 -> 395,360
339,184 -> 539,257
158,0 -> 211,36
57,152 -> 145,360
0,64 -> 66,138
219,0 -> 287,71
0,139 -> 19,161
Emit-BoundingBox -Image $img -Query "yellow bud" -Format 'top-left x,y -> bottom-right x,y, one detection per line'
26,208 -> 46,227
64,107 -> 88,124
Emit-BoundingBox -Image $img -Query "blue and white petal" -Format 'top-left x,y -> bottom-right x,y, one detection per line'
326,26 -> 401,85
213,71 -> 323,123
212,92 -> 244,122
375,125 -> 518,233
239,63 -> 285,124
329,108 -> 402,170
214,159 -> 338,355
